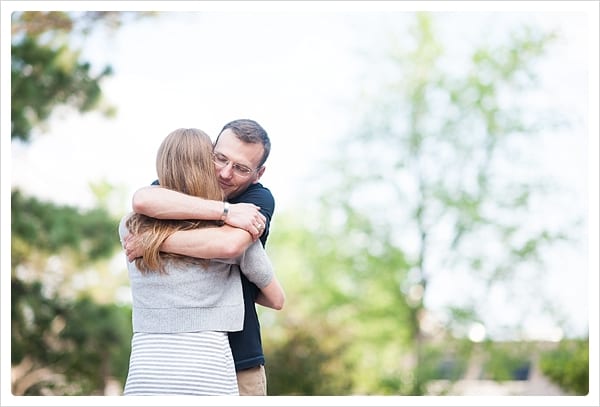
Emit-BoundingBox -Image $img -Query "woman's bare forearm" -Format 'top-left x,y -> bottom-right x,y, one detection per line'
132,186 -> 223,220
132,185 -> 265,240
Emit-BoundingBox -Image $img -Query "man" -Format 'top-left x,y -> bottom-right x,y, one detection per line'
124,119 -> 275,396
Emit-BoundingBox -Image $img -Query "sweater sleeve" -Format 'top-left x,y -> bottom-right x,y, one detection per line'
118,213 -> 132,241
238,240 -> 274,289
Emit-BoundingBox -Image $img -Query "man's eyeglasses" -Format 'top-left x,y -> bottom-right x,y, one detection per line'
213,152 -> 258,177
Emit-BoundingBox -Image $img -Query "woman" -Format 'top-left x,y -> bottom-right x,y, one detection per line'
118,128 -> 285,396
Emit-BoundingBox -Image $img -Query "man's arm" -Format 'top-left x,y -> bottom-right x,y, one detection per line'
124,224 -> 254,261
255,276 -> 285,310
132,186 -> 266,236
161,225 -> 253,259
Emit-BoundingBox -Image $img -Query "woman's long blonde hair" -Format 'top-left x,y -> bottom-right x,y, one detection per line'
126,128 -> 224,273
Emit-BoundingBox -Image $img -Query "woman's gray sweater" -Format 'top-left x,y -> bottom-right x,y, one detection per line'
118,213 -> 274,333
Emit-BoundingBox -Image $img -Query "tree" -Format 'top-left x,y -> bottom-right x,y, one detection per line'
539,338 -> 589,395
294,13 -> 582,394
11,189 -> 118,266
265,317 -> 355,395
11,190 -> 131,395
12,12 -> 113,141
11,11 -> 153,142
10,11 -> 153,394
11,278 -> 132,395
266,212 -> 415,394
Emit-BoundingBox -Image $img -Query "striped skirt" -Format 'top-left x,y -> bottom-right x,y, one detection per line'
123,331 -> 239,396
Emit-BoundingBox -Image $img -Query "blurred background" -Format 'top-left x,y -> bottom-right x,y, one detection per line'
4,1 -> 598,402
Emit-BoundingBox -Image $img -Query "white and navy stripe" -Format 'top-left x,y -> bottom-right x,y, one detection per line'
123,331 -> 238,396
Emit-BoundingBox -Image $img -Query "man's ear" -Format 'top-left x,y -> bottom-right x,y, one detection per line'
253,166 -> 266,183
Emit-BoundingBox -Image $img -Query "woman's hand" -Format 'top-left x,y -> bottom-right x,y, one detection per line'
226,203 -> 267,240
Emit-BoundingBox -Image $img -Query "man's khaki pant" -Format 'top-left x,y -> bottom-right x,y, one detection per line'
236,365 -> 266,396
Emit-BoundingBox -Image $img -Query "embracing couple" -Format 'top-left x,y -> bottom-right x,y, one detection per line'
118,119 -> 285,396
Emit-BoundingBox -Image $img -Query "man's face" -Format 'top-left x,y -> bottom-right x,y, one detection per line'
213,129 -> 265,199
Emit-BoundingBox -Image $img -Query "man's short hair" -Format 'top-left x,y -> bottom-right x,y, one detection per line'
218,119 -> 271,167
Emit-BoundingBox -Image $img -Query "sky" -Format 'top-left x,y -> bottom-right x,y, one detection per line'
1,1 -> 599,404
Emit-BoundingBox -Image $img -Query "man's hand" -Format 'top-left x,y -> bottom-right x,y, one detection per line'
226,203 -> 267,240
124,232 -> 146,262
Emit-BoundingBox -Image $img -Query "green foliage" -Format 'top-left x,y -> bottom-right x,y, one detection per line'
8,10 -> 583,397
11,11 -> 154,142
59,297 -> 132,393
11,279 -> 63,365
419,340 -> 473,382
11,189 -> 128,394
480,341 -> 535,381
9,10 -> 153,395
11,278 -> 132,395
11,11 -> 156,142
11,189 -> 119,265
11,35 -> 112,142
264,318 -> 355,395
11,12 -> 116,142
303,12 -> 572,395
539,338 -> 589,395
268,211 -> 414,394
10,189 -> 129,394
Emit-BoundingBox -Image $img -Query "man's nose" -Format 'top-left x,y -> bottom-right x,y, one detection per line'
219,162 -> 235,178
